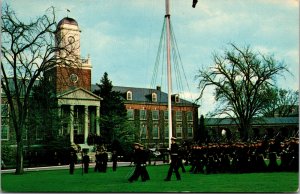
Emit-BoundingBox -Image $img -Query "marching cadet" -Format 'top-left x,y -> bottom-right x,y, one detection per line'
140,144 -> 150,181
164,137 -> 181,181
128,143 -> 147,182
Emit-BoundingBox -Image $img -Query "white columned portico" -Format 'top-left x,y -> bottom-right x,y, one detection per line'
84,106 -> 89,144
96,106 -> 100,136
70,105 -> 74,144
57,88 -> 102,145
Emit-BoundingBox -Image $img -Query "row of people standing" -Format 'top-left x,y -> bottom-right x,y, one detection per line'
94,148 -> 108,173
187,138 -> 299,174
69,147 -> 118,174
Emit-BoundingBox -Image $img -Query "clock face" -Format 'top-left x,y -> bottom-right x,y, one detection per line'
70,73 -> 78,83
68,36 -> 75,44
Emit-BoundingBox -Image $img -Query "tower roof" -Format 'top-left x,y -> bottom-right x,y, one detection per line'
57,17 -> 78,28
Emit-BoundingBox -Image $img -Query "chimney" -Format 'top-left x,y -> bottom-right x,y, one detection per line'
156,86 -> 161,91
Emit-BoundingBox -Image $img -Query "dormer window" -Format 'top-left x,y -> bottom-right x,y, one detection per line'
152,93 -> 157,102
127,91 -> 132,101
175,94 -> 180,103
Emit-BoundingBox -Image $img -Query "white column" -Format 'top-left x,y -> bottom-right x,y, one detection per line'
57,105 -> 62,136
96,106 -> 100,136
84,106 -> 89,144
70,105 -> 74,144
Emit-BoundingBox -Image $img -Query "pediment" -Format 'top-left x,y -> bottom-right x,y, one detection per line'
57,87 -> 102,101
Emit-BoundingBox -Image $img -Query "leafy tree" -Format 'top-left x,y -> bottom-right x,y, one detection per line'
261,88 -> 299,117
196,44 -> 289,142
195,114 -> 205,143
1,4 -> 78,174
93,72 -> 129,145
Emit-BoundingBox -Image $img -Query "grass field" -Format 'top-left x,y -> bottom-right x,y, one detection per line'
1,164 -> 299,193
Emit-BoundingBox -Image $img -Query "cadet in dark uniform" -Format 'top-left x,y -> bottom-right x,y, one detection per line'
128,143 -> 145,182
69,150 -> 77,174
164,137 -> 181,181
102,148 -> 108,172
82,152 -> 90,173
112,150 -> 118,171
140,144 -> 150,181
94,150 -> 100,172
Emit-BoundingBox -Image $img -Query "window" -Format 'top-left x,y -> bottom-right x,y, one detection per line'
1,125 -> 9,140
164,110 -> 168,120
187,111 -> 193,121
140,123 -> 147,139
36,129 -> 43,140
23,129 -> 28,140
187,123 -> 193,138
164,122 -> 169,139
1,104 -> 9,140
176,123 -> 182,138
152,110 -> 159,120
127,109 -> 134,120
175,94 -> 180,103
1,104 -> 9,117
127,91 -> 132,100
176,111 -> 182,121
152,123 -> 159,139
140,109 -> 146,120
152,93 -> 157,102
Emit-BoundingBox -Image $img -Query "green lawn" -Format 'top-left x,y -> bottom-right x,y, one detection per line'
1,164 -> 299,192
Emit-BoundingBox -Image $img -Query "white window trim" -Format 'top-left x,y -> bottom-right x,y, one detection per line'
176,123 -> 183,138
152,123 -> 159,139
127,91 -> 132,101
152,110 -> 159,120
152,93 -> 157,102
127,109 -> 134,120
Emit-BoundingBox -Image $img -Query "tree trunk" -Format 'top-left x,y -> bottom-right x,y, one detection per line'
15,137 -> 24,175
240,123 -> 250,142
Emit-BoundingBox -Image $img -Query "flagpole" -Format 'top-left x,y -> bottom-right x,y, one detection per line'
165,0 -> 172,149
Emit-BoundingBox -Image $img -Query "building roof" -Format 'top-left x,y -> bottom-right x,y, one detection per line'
205,117 -> 299,127
57,17 -> 78,27
91,84 -> 198,107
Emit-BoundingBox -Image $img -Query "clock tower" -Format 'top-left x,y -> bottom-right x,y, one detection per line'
45,17 -> 92,93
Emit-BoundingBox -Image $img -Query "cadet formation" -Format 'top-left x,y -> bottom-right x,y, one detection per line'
67,136 -> 299,182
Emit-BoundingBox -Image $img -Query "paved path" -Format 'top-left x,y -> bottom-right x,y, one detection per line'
1,161 -> 166,174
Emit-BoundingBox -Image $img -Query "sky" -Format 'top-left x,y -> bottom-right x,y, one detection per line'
5,0 -> 299,116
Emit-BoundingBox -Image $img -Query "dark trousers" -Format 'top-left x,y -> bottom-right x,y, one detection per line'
129,164 -> 145,182
141,165 -> 150,180
84,163 -> 89,173
70,163 -> 75,174
166,160 -> 181,180
113,161 -> 117,171
94,162 -> 100,172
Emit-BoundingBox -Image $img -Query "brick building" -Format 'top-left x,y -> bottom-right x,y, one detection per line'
108,85 -> 199,148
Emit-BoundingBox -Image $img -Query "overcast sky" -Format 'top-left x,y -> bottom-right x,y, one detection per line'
5,0 -> 299,116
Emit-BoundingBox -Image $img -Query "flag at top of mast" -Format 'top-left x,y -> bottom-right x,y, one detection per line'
192,0 -> 198,8
66,9 -> 70,17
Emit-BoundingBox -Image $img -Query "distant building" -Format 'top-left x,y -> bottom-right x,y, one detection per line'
205,117 -> 299,142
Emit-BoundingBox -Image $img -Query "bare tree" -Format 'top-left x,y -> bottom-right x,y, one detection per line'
196,44 -> 290,141
1,4 -> 79,174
